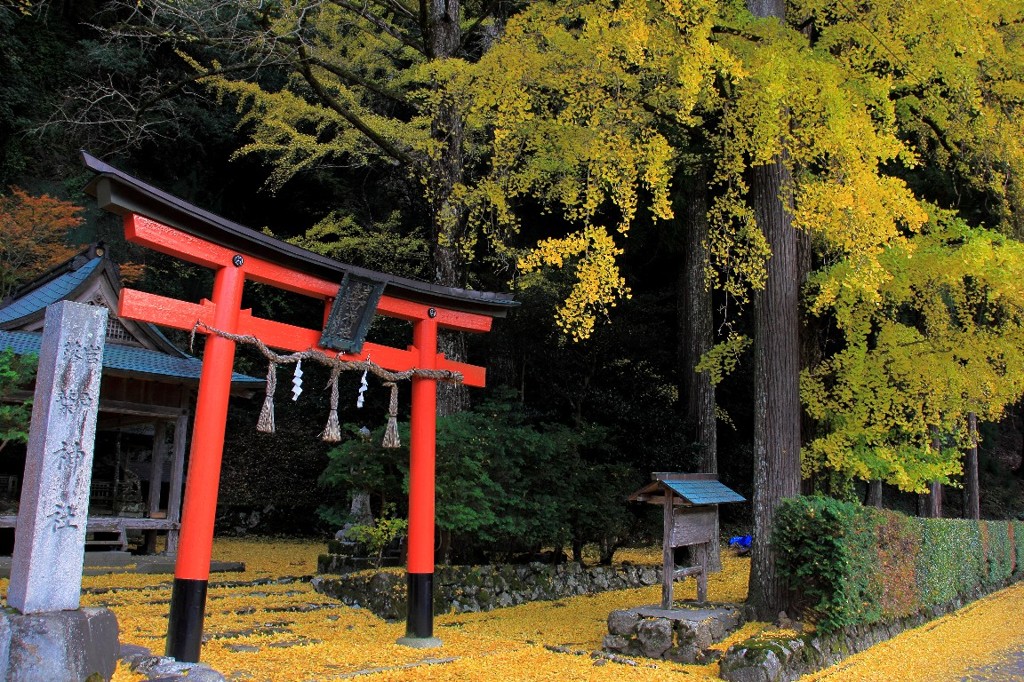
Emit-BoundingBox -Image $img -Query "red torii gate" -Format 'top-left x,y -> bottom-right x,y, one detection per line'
82,152 -> 516,661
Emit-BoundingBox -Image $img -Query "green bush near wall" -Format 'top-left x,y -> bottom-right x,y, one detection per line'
985,522 -> 1014,587
774,496 -> 1020,632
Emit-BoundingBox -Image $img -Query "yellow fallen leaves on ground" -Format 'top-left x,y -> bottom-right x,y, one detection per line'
7,536 -> 1022,681
803,580 -> 1024,682
76,539 -> 751,682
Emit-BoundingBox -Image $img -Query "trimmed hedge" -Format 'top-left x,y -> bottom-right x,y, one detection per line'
774,496 -> 1023,632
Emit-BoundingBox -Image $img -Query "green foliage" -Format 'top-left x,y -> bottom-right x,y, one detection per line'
790,0 -> 1024,236
345,503 -> 408,569
915,519 -> 984,607
319,392 -> 638,560
696,332 -> 751,387
285,210 -> 429,280
0,347 -> 35,452
773,496 -> 880,631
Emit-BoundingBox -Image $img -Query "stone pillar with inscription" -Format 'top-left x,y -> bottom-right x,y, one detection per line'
9,301 -> 106,612
2,301 -> 120,682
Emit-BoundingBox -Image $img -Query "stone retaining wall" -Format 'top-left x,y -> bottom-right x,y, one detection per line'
311,563 -> 661,621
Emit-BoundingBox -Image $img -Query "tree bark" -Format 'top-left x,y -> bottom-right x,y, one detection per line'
748,154 -> 802,621
927,429 -> 943,518
964,412 -> 980,519
425,0 -> 472,415
745,0 -> 804,623
678,165 -> 718,472
866,479 -> 883,508
676,164 -> 721,573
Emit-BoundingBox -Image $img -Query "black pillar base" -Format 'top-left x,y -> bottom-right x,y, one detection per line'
406,572 -> 433,638
166,578 -> 208,662
397,572 -> 440,648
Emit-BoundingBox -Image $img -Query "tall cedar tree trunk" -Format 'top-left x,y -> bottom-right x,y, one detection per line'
747,0 -> 802,622
964,412 -> 980,519
425,0 -> 471,416
676,165 -> 721,572
748,154 -> 802,620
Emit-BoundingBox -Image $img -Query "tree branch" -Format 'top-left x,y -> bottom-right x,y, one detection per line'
296,45 -> 415,166
328,0 -> 426,56
459,0 -> 502,53
308,56 -> 413,108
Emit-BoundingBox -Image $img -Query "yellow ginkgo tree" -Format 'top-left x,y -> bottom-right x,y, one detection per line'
803,211 -> 1024,492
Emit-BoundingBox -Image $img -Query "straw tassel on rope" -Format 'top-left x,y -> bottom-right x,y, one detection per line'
257,361 -> 278,434
382,382 -> 400,448
189,322 -> 466,444
323,367 -> 342,443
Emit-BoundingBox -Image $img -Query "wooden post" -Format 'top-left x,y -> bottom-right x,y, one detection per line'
144,420 -> 169,554
697,544 -> 708,603
662,493 -> 674,609
166,403 -> 190,556
401,314 -> 441,646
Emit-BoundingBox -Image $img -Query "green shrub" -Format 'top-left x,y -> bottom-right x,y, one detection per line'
774,496 -> 1021,631
915,519 -> 983,606
984,521 -> 1013,587
774,496 -> 880,632
345,503 -> 409,569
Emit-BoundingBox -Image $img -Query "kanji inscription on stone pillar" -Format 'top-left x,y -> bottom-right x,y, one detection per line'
8,301 -> 107,614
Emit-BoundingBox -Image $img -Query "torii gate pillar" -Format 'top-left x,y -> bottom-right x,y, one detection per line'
166,262 -> 244,661
403,315 -> 439,645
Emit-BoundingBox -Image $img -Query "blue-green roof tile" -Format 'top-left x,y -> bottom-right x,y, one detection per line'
0,258 -> 102,325
0,329 -> 261,385
663,480 -> 745,505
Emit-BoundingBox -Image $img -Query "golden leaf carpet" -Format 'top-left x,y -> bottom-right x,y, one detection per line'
1,539 -> 1022,681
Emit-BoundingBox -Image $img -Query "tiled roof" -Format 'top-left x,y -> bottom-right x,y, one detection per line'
0,257 -> 102,325
663,480 -> 745,506
0,329 -> 262,385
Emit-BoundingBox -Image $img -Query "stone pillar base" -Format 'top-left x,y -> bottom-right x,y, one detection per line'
1,607 -> 119,681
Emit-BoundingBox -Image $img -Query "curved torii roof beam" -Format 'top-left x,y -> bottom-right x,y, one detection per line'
81,150 -> 517,319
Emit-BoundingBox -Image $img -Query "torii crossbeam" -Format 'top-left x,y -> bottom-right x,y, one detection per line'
82,152 -> 516,661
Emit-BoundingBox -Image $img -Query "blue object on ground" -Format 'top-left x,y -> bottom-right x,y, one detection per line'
728,535 -> 752,549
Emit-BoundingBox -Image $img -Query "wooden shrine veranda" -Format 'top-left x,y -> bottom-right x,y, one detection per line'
0,244 -> 263,552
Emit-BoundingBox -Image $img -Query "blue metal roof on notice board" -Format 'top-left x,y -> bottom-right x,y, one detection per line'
0,329 -> 262,385
0,258 -> 101,325
664,479 -> 745,505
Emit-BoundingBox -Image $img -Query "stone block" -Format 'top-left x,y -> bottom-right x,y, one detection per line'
666,643 -> 702,664
636,618 -> 674,659
607,609 -> 640,636
2,607 -> 119,682
602,634 -> 631,652
118,643 -> 152,668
